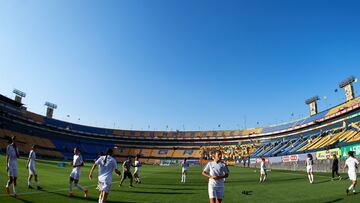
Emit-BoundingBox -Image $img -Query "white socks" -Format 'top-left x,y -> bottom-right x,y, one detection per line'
348,184 -> 356,192
181,175 -> 186,183
308,175 -> 313,183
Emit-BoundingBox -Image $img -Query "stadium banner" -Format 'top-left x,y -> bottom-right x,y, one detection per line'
160,159 -> 178,166
282,155 -> 299,162
315,148 -> 341,160
250,158 -> 257,164
341,143 -> 360,158
256,157 -> 268,163
268,156 -> 282,163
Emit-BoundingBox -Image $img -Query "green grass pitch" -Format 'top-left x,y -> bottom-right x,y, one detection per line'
0,155 -> 359,203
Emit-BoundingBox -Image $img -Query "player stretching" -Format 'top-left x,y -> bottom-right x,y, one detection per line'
5,136 -> 19,197
133,155 -> 142,184
69,147 -> 88,197
306,153 -> 314,184
89,148 -> 121,203
344,151 -> 359,195
331,154 -> 341,181
202,150 -> 229,203
119,156 -> 134,187
259,158 -> 267,183
26,145 -> 42,190
181,158 -> 190,183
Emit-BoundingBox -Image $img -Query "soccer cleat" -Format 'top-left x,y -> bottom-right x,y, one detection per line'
28,185 -> 34,189
339,177 -> 342,180
346,189 -> 349,195
37,186 -> 42,190
13,193 -> 18,198
68,192 -> 74,197
5,187 -> 10,194
129,185 -> 134,188
84,189 -> 88,198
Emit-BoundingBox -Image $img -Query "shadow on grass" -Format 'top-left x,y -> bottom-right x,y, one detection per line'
13,196 -> 36,203
323,198 -> 344,203
124,190 -> 195,195
313,179 -> 331,184
41,189 -> 136,203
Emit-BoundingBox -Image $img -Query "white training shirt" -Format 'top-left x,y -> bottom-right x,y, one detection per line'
345,156 -> 359,174
134,160 -> 141,172
72,154 -> 83,173
260,160 -> 266,170
203,161 -> 229,187
306,158 -> 313,166
28,150 -> 36,167
95,155 -> 118,183
6,144 -> 18,166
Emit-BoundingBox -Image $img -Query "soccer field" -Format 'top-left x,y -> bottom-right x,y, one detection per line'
0,155 -> 359,203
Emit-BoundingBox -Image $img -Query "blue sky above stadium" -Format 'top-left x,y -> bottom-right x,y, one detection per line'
0,0 -> 360,131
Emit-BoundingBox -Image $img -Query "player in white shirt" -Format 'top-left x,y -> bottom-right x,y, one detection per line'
181,158 -> 190,183
5,136 -> 19,197
69,147 -> 88,198
202,150 -> 229,203
26,145 -> 42,190
89,148 -> 121,203
133,155 -> 142,184
306,153 -> 314,184
259,158 -> 267,183
344,151 -> 359,195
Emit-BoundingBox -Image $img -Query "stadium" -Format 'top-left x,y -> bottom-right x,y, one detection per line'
1,76 -> 360,203
1,1 -> 360,203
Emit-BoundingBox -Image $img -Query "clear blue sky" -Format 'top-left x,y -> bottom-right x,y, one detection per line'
1,0 -> 360,131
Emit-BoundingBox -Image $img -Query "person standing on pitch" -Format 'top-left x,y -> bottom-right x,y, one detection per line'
344,151 -> 359,195
306,154 -> 314,184
89,148 -> 121,203
202,150 -> 229,203
133,155 -> 142,184
69,147 -> 88,198
259,158 -> 267,183
26,145 -> 42,190
331,154 -> 341,181
120,156 -> 134,187
181,158 -> 190,183
5,136 -> 19,197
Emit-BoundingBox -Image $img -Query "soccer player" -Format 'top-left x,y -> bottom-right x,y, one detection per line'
89,148 -> 121,203
202,150 -> 229,203
5,136 -> 19,197
259,158 -> 267,183
344,151 -> 359,195
69,147 -> 88,197
181,158 -> 190,183
331,154 -> 341,181
119,156 -> 134,187
306,153 -> 314,184
133,155 -> 142,184
26,145 -> 42,190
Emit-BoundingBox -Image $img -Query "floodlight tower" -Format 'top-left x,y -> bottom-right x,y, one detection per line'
45,102 -> 57,118
13,89 -> 26,103
339,76 -> 356,101
305,96 -> 320,116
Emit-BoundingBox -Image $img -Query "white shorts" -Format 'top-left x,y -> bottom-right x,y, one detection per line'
208,185 -> 224,199
348,172 -> 357,181
29,166 -> 37,176
260,169 -> 267,175
8,166 -> 18,177
70,170 -> 80,180
98,181 -> 111,193
306,166 -> 313,173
